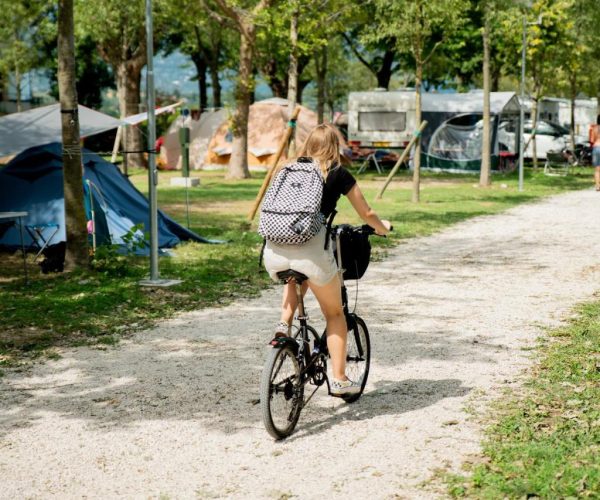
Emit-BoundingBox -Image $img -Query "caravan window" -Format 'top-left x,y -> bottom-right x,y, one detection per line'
358,112 -> 406,132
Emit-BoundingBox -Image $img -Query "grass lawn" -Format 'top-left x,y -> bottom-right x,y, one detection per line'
446,296 -> 600,498
0,165 -> 595,368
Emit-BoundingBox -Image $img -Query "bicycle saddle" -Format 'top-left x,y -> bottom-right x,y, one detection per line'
276,269 -> 309,283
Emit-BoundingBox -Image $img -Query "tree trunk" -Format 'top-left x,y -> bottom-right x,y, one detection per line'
297,78 -> 310,104
268,78 -> 287,98
228,28 -> 253,179
58,0 -> 88,269
412,61 -> 423,203
116,61 -> 146,168
531,95 -> 539,169
208,59 -> 222,108
192,54 -> 208,111
569,76 -> 576,151
480,15 -> 492,187
15,64 -> 21,112
197,26 -> 221,109
491,65 -> 501,92
315,45 -> 327,124
286,9 -> 299,156
376,47 -> 396,89
262,56 -> 286,97
287,9 -> 298,108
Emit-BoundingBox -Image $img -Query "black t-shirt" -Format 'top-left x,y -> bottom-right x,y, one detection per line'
297,157 -> 356,218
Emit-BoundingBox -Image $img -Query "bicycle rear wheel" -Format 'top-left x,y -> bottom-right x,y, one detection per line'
260,345 -> 304,439
343,315 -> 371,403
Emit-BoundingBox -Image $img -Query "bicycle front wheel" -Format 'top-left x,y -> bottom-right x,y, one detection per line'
343,315 -> 371,403
260,345 -> 304,439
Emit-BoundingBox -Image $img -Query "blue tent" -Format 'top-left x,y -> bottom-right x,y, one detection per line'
0,143 -> 210,252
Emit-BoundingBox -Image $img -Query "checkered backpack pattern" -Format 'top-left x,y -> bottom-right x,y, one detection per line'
258,160 -> 325,245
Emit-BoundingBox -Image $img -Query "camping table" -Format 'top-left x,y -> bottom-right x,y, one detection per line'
0,211 -> 28,284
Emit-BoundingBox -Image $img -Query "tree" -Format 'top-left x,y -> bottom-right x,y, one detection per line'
58,0 -> 88,269
286,0 -> 299,108
520,0 -> 573,168
254,5 -> 312,102
370,0 -> 467,202
203,0 -> 273,179
0,1 -> 53,111
548,0 -> 598,148
480,2 -> 492,187
162,0 -> 234,110
573,0 -> 600,114
76,0 -> 160,168
302,37 -> 377,120
342,3 -> 401,90
44,35 -> 115,109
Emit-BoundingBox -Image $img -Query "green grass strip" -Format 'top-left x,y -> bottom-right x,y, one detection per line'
447,298 -> 600,498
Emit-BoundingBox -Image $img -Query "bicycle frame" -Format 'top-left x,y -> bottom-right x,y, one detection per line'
272,228 -> 365,395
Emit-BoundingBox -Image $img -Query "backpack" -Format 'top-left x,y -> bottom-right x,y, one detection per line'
258,159 -> 325,245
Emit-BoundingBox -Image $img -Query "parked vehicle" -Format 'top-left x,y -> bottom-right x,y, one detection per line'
347,90 -> 416,149
498,119 -> 588,161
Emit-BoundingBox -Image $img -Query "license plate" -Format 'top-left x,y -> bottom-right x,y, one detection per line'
372,141 -> 390,147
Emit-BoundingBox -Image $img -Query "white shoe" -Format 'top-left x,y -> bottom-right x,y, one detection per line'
273,322 -> 290,338
330,378 -> 361,396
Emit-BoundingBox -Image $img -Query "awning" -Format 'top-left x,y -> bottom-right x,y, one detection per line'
121,101 -> 183,125
422,92 -> 520,115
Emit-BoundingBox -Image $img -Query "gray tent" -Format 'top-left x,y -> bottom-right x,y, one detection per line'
0,103 -> 123,157
159,109 -> 228,170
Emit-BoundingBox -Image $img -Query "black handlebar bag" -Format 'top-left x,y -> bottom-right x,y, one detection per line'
332,226 -> 372,280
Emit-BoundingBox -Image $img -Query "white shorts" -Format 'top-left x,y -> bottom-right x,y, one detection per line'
263,227 -> 338,286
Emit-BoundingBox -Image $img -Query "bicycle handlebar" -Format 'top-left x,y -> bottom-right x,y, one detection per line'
332,224 -> 393,237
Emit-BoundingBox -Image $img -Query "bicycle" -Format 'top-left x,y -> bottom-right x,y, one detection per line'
259,224 -> 382,439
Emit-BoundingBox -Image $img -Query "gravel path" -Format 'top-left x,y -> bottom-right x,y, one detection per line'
2,189 -> 600,499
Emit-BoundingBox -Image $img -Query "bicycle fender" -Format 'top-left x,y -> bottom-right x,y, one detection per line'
268,336 -> 299,355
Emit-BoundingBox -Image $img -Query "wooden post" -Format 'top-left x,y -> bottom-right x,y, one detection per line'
111,125 -> 122,163
247,107 -> 301,221
376,120 -> 428,200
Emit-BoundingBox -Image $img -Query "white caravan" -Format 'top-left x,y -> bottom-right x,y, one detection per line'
347,90 -> 417,148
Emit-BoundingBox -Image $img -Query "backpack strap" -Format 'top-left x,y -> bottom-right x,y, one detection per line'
258,238 -> 267,270
324,209 -> 337,250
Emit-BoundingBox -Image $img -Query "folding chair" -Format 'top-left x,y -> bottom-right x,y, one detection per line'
25,223 -> 60,261
357,153 -> 383,175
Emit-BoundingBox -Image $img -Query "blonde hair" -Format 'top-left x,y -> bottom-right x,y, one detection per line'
295,123 -> 341,179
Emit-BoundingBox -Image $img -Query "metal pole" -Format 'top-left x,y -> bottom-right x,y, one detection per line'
179,125 -> 191,228
518,15 -> 526,192
146,0 -> 159,280
139,0 -> 181,288
18,215 -> 28,285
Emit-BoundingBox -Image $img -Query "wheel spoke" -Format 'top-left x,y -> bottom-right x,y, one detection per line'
343,316 -> 371,402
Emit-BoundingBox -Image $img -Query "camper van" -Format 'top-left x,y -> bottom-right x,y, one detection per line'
347,90 -> 416,148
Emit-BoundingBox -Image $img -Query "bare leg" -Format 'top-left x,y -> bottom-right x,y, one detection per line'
595,166 -> 600,190
308,274 -> 348,380
280,280 -> 308,326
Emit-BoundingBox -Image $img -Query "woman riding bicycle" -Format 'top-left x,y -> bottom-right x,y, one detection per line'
262,123 -> 391,396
